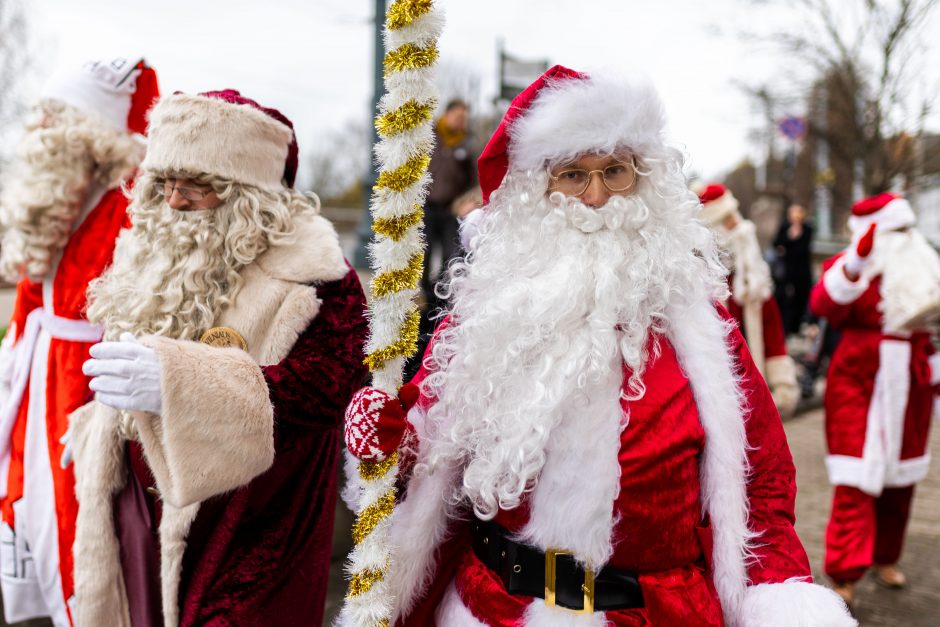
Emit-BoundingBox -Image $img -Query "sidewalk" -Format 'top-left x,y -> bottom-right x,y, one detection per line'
787,408 -> 940,626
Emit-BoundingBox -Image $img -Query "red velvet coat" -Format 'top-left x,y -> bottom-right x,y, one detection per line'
342,305 -> 852,627
810,254 -> 933,495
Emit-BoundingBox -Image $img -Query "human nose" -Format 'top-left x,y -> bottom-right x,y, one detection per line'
166,187 -> 190,210
580,171 -> 610,208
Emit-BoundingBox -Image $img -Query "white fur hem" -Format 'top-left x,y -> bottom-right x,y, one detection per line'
434,582 -> 486,626
737,581 -> 857,626
822,259 -> 869,305
826,454 -> 931,494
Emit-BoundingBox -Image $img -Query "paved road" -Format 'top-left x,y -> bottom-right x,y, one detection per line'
788,407 -> 940,626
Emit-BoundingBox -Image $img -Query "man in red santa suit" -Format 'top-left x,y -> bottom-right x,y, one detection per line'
341,66 -> 854,626
70,90 -> 368,626
0,56 -> 159,626
696,183 -> 800,419
809,192 -> 940,607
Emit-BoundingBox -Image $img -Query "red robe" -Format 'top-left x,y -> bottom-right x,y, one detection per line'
0,186 -> 129,626
810,254 -> 933,494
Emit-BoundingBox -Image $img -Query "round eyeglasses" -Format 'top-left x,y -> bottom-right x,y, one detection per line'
154,180 -> 213,202
547,158 -> 638,197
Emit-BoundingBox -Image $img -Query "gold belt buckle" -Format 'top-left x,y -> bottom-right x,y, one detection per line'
545,548 -> 595,614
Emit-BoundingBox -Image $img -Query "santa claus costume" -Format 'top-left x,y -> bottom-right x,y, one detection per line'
809,193 -> 939,599
0,56 -> 159,626
69,91 -> 368,626
342,66 -> 854,626
696,184 -> 799,418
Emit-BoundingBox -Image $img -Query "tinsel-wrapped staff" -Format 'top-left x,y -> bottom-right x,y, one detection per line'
338,1 -> 443,626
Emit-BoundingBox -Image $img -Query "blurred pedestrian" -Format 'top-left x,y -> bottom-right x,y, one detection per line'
774,203 -> 814,335
698,184 -> 800,418
0,56 -> 159,627
810,192 -> 940,608
71,90 -> 368,626
343,66 -> 854,626
421,99 -> 476,302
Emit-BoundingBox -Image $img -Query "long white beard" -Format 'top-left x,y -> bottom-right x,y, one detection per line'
87,201 -> 235,341
874,229 -> 940,332
420,167 -> 725,520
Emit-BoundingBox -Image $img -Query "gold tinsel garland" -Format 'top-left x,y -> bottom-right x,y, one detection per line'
362,307 -> 421,372
371,253 -> 424,298
376,100 -> 435,137
373,207 -> 423,241
342,2 -> 440,625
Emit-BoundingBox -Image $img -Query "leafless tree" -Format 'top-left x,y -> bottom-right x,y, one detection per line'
739,0 -> 938,197
0,0 -> 35,169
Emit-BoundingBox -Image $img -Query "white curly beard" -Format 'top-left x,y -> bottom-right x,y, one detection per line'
419,163 -> 726,521
0,101 -> 141,283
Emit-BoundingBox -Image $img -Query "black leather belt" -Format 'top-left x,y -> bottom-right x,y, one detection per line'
471,519 -> 644,613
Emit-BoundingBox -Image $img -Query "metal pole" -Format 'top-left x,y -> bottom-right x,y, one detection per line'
353,0 -> 387,268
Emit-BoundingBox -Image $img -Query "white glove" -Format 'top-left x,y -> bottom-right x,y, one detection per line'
60,428 -> 72,469
83,332 -> 163,415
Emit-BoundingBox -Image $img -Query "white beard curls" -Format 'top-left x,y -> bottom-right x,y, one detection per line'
86,171 -> 309,341
0,100 -> 142,283
420,160 -> 726,520
872,229 -> 940,332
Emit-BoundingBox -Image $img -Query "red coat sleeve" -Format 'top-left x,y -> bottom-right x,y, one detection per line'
726,318 -> 813,584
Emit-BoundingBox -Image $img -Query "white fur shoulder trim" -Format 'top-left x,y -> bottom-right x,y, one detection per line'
738,581 -> 857,627
255,213 -> 348,285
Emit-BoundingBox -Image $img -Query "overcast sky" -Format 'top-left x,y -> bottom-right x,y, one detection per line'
25,0 -> 940,189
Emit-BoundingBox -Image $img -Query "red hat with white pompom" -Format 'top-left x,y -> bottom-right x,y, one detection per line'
696,183 -> 741,227
477,65 -> 668,204
41,56 -> 160,135
848,192 -> 916,235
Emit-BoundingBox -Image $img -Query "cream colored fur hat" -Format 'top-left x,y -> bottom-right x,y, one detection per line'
142,93 -> 293,190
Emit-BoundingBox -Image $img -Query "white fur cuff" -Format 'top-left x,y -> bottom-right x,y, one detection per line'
737,581 -> 857,627
822,259 -> 869,305
134,336 -> 275,508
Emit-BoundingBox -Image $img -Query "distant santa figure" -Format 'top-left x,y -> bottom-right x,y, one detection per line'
810,191 -> 940,607
698,183 -> 799,418
0,56 -> 159,626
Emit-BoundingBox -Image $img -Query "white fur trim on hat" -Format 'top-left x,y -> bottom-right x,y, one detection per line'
847,197 -> 916,236
700,189 -> 741,227
508,73 -> 666,171
142,94 -> 292,190
41,56 -> 142,132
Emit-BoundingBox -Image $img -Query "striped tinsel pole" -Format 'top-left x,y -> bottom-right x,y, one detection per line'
338,1 -> 443,626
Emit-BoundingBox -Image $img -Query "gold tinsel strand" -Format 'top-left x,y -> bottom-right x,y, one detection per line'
376,100 -> 435,137
364,307 -> 421,372
359,453 -> 399,482
374,154 -> 431,193
373,207 -> 423,241
384,42 -> 439,76
386,0 -> 433,30
352,491 -> 396,545
347,568 -> 386,597
371,253 -> 423,298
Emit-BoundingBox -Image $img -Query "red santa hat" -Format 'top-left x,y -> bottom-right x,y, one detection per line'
478,65 -> 667,204
847,192 -> 916,236
696,183 -> 741,227
141,90 -> 298,190
41,56 -> 160,135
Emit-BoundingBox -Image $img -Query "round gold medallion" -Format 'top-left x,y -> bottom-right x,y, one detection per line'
199,326 -> 248,351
